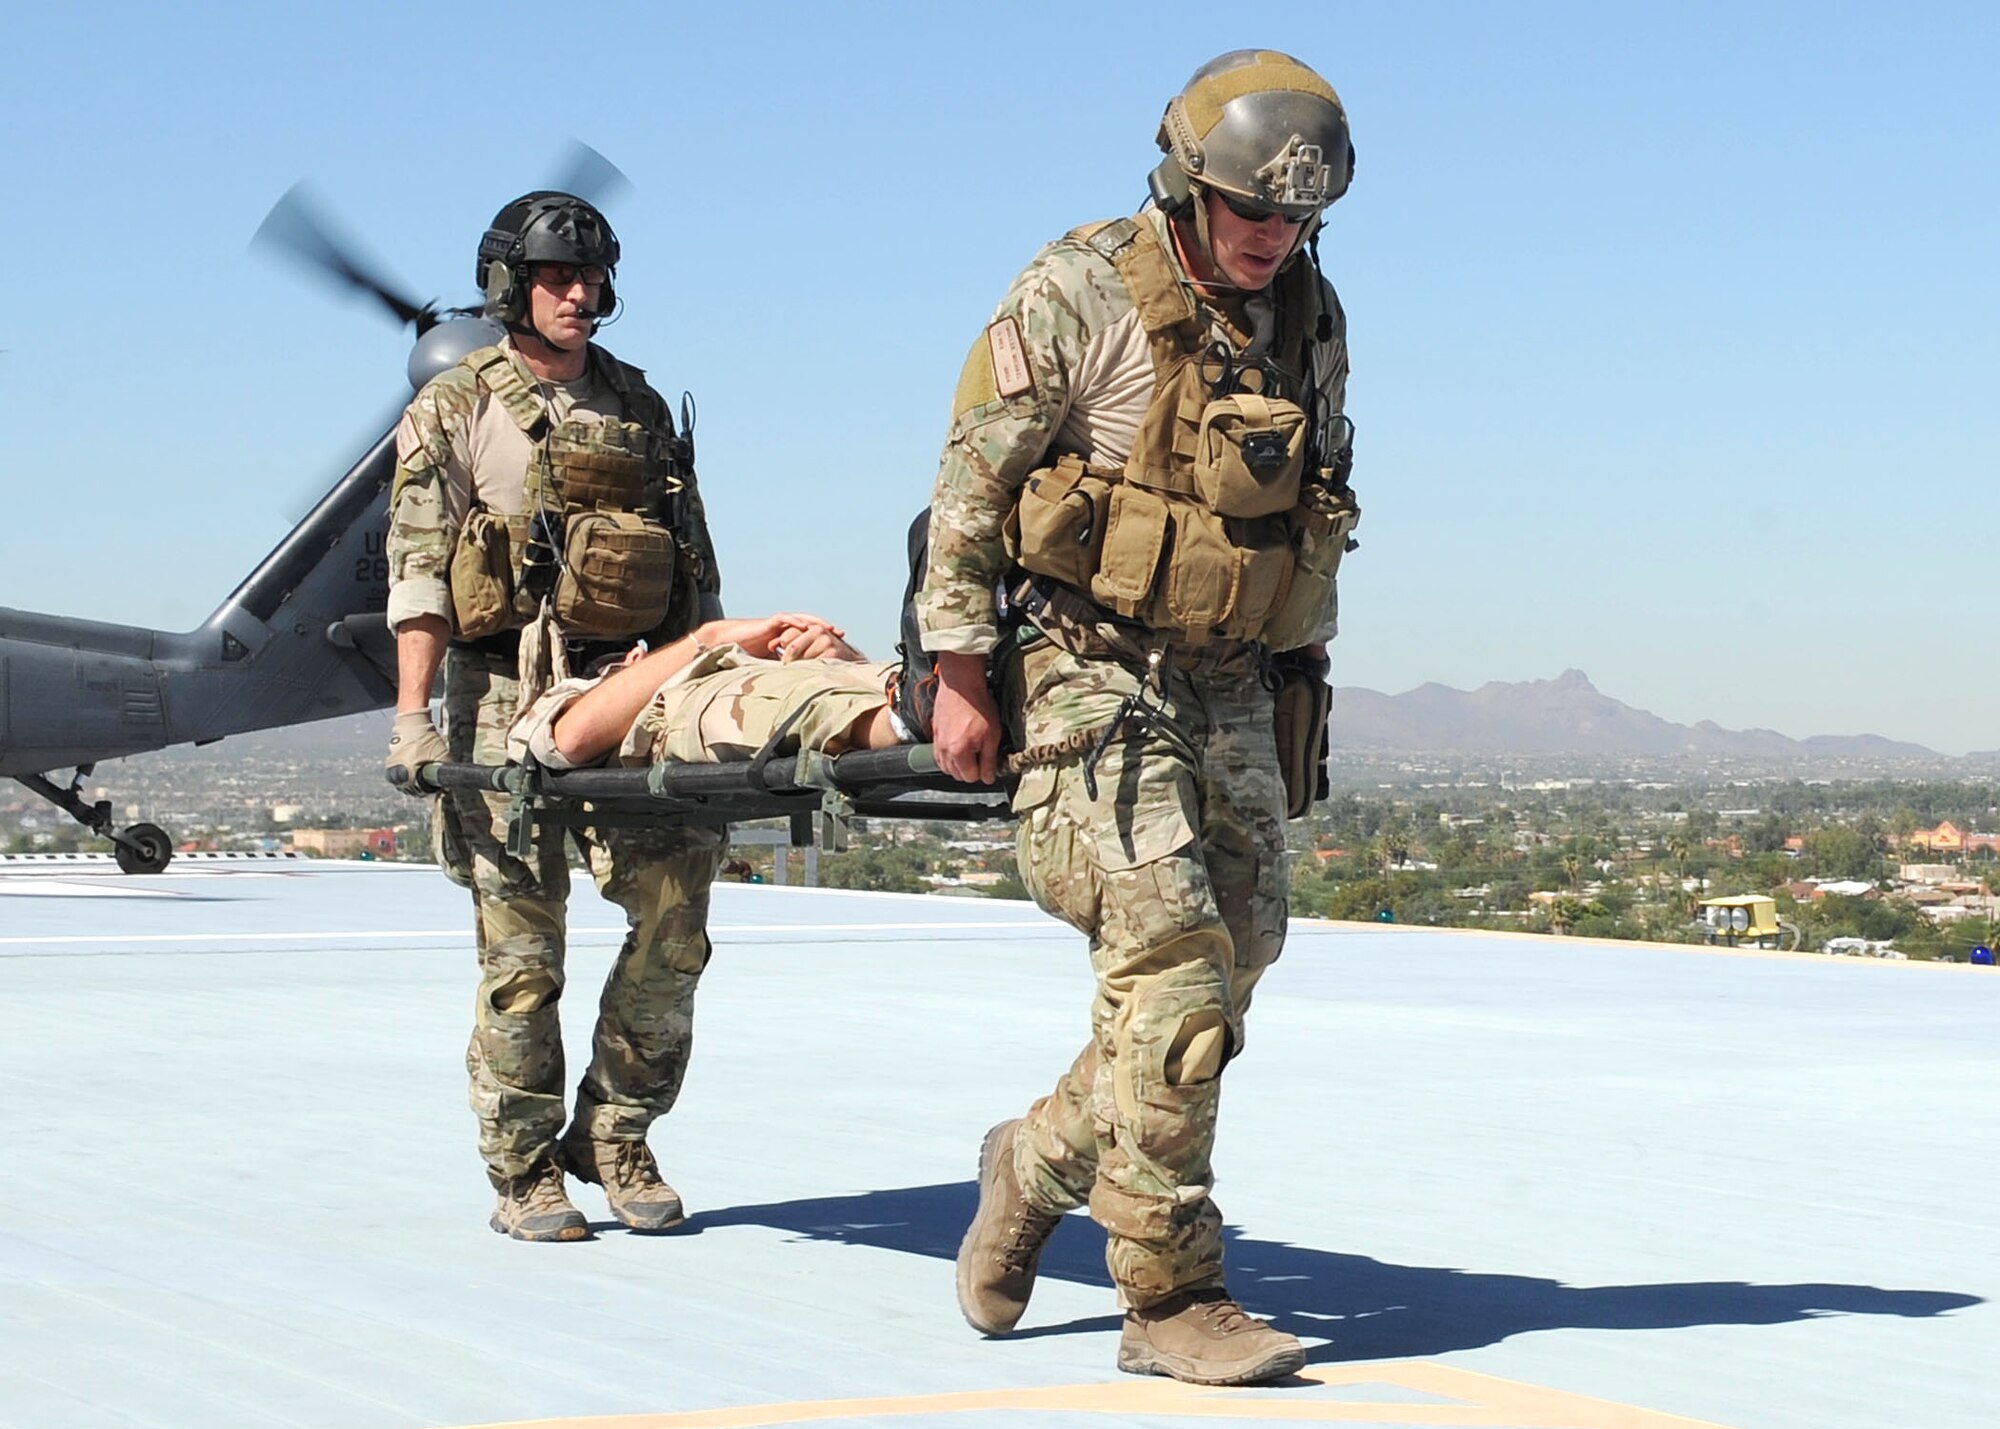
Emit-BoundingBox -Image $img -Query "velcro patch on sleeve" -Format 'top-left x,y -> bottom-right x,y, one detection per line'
951,333 -> 998,418
987,317 -> 1033,398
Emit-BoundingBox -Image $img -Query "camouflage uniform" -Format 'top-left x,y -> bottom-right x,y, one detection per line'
387,338 -> 725,1183
918,206 -> 1347,1308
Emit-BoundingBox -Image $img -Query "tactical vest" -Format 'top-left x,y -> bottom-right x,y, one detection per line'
1006,218 -> 1355,650
447,345 -> 695,642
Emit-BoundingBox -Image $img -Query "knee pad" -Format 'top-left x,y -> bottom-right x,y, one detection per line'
1111,954 -> 1230,1120
1164,1008 -> 1231,1085
489,970 -> 561,1015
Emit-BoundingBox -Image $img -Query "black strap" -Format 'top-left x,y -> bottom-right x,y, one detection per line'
451,630 -> 629,670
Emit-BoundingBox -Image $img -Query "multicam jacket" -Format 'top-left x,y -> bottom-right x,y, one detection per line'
916,205 -> 1348,656
385,338 -> 720,634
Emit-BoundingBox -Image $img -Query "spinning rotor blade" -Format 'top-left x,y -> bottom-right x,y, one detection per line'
548,140 -> 630,208
252,181 -> 429,327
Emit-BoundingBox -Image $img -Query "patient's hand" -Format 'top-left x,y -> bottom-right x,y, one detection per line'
698,613 -> 860,663
772,619 -> 862,662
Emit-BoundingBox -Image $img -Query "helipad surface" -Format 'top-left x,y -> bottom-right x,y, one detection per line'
1,859 -> 1992,1428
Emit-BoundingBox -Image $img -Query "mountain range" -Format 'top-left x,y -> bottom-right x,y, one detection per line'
1331,668 -> 1940,762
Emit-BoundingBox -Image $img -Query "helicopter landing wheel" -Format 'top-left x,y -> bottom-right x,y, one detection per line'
114,822 -> 174,876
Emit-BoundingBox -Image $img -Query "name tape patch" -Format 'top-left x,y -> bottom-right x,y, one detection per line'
987,318 -> 1033,398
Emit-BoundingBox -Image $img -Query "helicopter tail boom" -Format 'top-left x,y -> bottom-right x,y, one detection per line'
0,424 -> 401,779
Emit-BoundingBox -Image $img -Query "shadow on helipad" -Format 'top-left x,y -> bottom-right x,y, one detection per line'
699,1180 -> 1982,1362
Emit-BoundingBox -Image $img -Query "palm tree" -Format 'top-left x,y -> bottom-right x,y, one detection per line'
1550,894 -> 1589,937
1666,834 -> 1692,906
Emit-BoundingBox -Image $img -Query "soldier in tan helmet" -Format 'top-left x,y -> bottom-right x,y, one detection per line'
384,193 -> 727,1243
919,51 -> 1362,1384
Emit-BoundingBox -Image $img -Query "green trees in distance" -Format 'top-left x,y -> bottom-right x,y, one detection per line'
1803,821 -> 1887,881
1280,776 -> 1999,960
693,776 -> 1998,960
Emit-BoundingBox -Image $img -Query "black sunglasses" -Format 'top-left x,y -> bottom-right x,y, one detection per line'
1215,191 -> 1309,226
529,262 -> 609,288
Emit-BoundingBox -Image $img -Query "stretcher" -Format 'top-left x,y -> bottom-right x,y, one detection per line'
417,744 -> 1014,856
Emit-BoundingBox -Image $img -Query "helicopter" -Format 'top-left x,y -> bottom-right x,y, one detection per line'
0,149 -> 623,873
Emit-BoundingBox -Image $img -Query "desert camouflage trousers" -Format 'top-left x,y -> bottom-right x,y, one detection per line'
1003,638 -> 1289,1309
643,653 -> 895,764
437,648 -> 725,1181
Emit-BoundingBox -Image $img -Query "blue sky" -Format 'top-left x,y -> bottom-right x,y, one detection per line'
7,2 -> 1996,751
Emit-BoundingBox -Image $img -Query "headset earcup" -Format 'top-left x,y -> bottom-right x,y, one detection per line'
483,263 -> 513,317
1147,157 -> 1194,217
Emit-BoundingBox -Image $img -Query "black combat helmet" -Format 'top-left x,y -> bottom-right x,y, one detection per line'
476,191 -> 620,324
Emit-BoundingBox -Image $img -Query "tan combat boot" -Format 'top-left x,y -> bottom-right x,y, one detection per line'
560,1127 -> 686,1231
489,1159 -> 589,1242
955,1118 -> 1063,1336
1118,1288 -> 1305,1386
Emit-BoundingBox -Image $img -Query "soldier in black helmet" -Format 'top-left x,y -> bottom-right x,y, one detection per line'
384,192 -> 726,1242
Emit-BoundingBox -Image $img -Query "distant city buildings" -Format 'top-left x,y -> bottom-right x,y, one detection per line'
1902,820 -> 2000,856
289,827 -> 397,859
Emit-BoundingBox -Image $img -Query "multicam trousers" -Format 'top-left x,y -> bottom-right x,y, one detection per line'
437,647 -> 725,1182
1004,639 -> 1289,1309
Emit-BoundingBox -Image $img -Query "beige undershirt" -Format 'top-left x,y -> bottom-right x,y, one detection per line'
441,366 -> 621,524
1052,292 -> 1280,470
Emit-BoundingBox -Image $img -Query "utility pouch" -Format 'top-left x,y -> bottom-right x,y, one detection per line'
1089,483 -> 1172,618
448,508 -> 516,640
554,510 -> 678,638
1235,515 -> 1296,637
1158,502 -> 1239,634
1011,455 -> 1111,592
1194,393 -> 1307,518
1261,490 -> 1360,652
1158,506 -> 1295,641
555,444 -> 650,511
1271,655 -> 1333,819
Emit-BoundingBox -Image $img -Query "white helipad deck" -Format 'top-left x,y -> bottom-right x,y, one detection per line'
2,859 -> 1993,1429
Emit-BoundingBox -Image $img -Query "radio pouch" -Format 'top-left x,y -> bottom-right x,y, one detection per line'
1194,393 -> 1308,517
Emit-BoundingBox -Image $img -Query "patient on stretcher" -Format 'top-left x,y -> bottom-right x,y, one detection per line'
506,614 -> 914,771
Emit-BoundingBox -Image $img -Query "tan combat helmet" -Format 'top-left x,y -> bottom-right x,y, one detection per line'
1149,49 -> 1353,239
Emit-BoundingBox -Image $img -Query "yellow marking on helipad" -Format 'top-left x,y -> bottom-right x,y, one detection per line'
458,1361 -> 1737,1427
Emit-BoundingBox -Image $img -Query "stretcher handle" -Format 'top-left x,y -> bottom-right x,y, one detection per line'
408,744 -> 962,801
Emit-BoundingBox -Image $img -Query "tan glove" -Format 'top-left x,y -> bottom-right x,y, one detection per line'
386,710 -> 450,794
